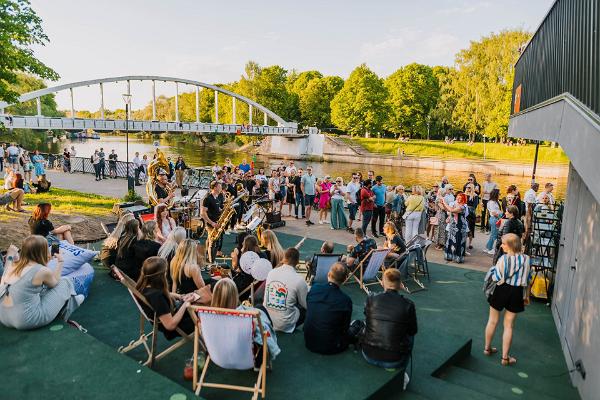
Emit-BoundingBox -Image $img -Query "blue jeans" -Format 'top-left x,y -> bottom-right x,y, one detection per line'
486,216 -> 499,250
295,192 -> 305,217
361,336 -> 413,369
361,210 -> 373,234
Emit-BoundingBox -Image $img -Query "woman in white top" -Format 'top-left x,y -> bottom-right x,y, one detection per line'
485,189 -> 502,254
154,203 -> 176,244
329,177 -> 348,230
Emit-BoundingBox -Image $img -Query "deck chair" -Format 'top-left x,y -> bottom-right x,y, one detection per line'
346,248 -> 390,294
308,254 -> 343,284
190,306 -> 268,400
111,265 -> 194,368
398,241 -> 432,293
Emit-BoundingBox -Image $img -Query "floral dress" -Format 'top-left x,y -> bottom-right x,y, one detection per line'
436,197 -> 447,246
444,205 -> 470,263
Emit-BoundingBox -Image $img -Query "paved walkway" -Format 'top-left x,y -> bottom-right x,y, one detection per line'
44,169 -> 492,272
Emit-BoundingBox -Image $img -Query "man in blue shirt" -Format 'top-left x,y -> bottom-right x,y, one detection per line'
371,176 -> 387,238
239,159 -> 251,174
301,166 -> 317,225
304,262 -> 353,355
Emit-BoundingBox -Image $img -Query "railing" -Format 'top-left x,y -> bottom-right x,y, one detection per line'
39,153 -> 212,188
512,0 -> 600,116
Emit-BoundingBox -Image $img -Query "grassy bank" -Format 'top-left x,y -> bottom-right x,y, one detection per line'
346,138 -> 568,164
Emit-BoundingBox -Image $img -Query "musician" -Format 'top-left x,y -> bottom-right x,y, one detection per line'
154,169 -> 175,205
202,181 -> 225,258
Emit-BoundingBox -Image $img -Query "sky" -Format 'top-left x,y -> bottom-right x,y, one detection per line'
29,0 -> 554,112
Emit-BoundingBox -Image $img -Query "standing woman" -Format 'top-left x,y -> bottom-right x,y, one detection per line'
484,233 -> 531,366
465,184 -> 480,250
440,193 -> 470,263
403,186 -> 424,242
435,187 -> 448,250
317,176 -> 332,224
29,203 -> 74,244
329,177 -> 348,230
154,204 -> 176,244
62,148 -> 71,173
485,189 -> 502,255
391,185 -> 406,235
493,205 -> 525,264
21,151 -> 32,182
279,170 -> 289,214
91,150 -> 101,181
31,150 -> 46,178
174,156 -> 187,188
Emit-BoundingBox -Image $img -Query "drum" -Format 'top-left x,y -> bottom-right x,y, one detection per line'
186,217 -> 206,239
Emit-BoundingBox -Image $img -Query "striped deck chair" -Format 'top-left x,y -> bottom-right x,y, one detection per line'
111,265 -> 194,368
310,254 -> 343,284
190,306 -> 268,399
346,248 -> 391,294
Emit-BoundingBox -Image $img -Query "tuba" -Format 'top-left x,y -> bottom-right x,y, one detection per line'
206,192 -> 236,262
146,149 -> 174,207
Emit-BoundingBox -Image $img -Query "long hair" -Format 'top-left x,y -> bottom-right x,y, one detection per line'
104,213 -> 135,249
141,220 -> 157,241
32,203 -> 51,221
489,188 -> 500,204
210,278 -> 239,309
117,219 -> 140,259
170,239 -> 198,287
157,227 -> 186,259
10,235 -> 49,277
241,235 -> 261,254
13,173 -> 23,189
260,229 -> 284,267
135,256 -> 172,310
154,204 -> 169,235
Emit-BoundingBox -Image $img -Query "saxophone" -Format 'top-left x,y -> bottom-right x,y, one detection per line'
206,192 -> 236,262
146,149 -> 174,207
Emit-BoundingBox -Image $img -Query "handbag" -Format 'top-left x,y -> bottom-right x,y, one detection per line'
483,256 -> 518,299
402,201 -> 420,220
429,216 -> 439,226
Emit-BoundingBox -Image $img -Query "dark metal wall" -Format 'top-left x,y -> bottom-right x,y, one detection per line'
512,0 -> 600,116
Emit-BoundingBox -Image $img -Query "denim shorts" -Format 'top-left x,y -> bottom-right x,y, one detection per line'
348,203 -> 359,220
304,194 -> 315,206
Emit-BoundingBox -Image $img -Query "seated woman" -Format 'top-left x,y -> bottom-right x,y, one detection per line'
3,167 -> 15,190
260,229 -> 285,267
0,187 -> 25,212
132,221 -> 162,280
0,235 -> 84,330
12,173 -> 24,190
211,278 -> 280,363
154,204 -> 176,244
100,213 -> 135,269
382,221 -> 407,262
135,256 -> 195,340
115,219 -> 142,280
170,239 -> 211,304
231,232 -> 249,272
232,235 -> 267,297
157,227 -> 187,265
32,175 -> 51,193
28,203 -> 74,244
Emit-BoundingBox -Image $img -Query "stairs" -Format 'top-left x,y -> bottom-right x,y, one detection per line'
325,135 -> 369,155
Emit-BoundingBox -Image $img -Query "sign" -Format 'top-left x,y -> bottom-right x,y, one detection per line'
513,84 -> 522,114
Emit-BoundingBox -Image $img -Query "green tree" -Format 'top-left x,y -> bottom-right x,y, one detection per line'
299,76 -> 343,128
0,0 -> 59,103
450,29 -> 530,139
330,64 -> 389,136
385,63 -> 439,138
430,66 -> 458,138
6,72 -> 63,116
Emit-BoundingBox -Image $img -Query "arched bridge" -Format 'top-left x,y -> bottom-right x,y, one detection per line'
0,75 -> 299,135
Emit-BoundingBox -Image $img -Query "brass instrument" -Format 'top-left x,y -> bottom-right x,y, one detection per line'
206,192 -> 236,262
209,264 -> 232,278
236,182 -> 249,202
146,149 -> 174,207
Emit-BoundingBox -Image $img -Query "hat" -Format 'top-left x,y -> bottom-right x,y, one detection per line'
157,168 -> 167,176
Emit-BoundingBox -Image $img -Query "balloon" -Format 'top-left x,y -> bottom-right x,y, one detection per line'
251,258 -> 273,281
240,251 -> 260,274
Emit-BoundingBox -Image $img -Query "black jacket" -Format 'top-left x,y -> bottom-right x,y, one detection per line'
362,290 -> 417,360
304,282 -> 353,355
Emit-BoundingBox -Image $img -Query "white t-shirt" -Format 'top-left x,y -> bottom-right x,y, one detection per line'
263,264 -> 308,333
524,188 -> 537,205
0,147 -> 4,158
482,181 -> 498,201
537,191 -> 555,205
330,184 -> 346,200
346,181 -> 361,203
70,149 -> 77,157
6,145 -> 19,157
487,200 -> 501,218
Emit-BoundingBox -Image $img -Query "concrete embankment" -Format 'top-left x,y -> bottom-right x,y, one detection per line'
257,136 -> 568,178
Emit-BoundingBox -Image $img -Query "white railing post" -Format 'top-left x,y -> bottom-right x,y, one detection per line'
214,90 -> 219,124
195,86 -> 200,123
152,80 -> 156,120
36,97 -> 41,116
249,104 -> 253,125
99,83 -> 105,119
175,82 -> 180,123
232,97 -> 236,124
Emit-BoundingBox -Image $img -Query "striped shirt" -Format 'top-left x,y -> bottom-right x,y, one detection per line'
492,254 -> 531,287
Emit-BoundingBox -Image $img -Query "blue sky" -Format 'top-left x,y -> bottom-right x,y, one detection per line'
30,0 -> 553,111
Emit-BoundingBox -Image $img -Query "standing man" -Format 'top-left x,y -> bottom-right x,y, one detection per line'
371,176 -> 387,238
292,168 -> 305,219
346,173 -> 361,234
133,152 -> 142,186
359,179 -> 375,235
537,183 -> 555,205
70,145 -> 77,158
239,158 -> 251,174
108,149 -> 118,179
0,143 -> 5,171
201,181 -> 225,261
98,147 -> 106,180
6,143 -> 20,171
301,166 -> 317,226
481,173 -> 498,232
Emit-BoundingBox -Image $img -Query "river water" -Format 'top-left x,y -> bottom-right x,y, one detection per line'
44,135 -> 567,199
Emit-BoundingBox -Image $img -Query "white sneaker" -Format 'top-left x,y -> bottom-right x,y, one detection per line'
485,249 -> 495,255
323,220 -> 330,224
319,220 -> 324,224
465,251 -> 471,256
403,372 -> 410,390
75,294 -> 85,306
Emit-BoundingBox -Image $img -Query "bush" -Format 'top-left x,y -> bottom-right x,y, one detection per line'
123,189 -> 143,203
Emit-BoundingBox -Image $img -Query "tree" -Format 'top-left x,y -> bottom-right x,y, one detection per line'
6,72 -> 63,117
385,63 -> 439,138
430,66 -> 458,138
299,76 -> 343,128
0,0 -> 59,103
330,64 -> 389,136
450,30 -> 530,139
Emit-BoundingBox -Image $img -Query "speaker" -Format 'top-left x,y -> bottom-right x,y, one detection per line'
264,220 -> 286,230
266,212 -> 281,224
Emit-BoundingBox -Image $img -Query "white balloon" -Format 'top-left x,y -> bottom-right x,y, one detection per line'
251,258 -> 273,281
240,251 -> 260,274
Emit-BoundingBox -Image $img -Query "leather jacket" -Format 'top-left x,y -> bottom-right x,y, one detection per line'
362,290 -> 417,354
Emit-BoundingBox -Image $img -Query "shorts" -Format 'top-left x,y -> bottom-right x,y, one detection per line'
9,155 -> 18,165
0,192 -> 12,206
348,203 -> 358,220
488,284 -> 525,313
305,194 -> 315,206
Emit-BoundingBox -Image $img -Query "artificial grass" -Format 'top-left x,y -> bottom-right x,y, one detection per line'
345,138 -> 568,164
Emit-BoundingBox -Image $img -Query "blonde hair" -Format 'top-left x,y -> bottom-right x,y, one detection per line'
104,213 -> 135,249
11,235 -> 49,277
412,185 -> 423,196
170,239 -> 198,287
502,233 -> 522,254
335,177 -> 344,185
260,229 -> 284,267
383,221 -> 397,236
211,278 -> 239,309
383,268 -> 402,290
157,227 -> 186,259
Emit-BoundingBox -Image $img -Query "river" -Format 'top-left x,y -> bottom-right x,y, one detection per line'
43,134 -> 567,199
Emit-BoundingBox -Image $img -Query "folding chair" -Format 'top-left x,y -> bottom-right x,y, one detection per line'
309,254 -> 343,284
398,241 -> 432,293
346,248 -> 390,294
111,266 -> 194,368
190,306 -> 268,400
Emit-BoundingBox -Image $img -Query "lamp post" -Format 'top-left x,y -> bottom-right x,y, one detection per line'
122,93 -> 132,191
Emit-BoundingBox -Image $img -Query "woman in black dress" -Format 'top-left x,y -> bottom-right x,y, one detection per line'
169,239 -> 211,304
28,203 -> 74,244
465,184 -> 480,250
493,205 -> 525,264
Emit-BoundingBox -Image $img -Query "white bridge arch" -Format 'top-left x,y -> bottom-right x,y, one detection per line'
0,75 -> 299,135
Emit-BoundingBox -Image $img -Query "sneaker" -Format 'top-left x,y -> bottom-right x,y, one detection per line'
319,220 -> 324,225
346,227 -> 355,234
465,251 -> 471,256
330,227 -> 335,230
74,294 -> 85,306
403,372 -> 410,390
485,249 -> 495,255
306,220 -> 312,226
372,232 -> 379,238
323,220 -> 330,224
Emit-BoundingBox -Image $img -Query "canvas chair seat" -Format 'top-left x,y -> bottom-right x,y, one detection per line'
311,254 -> 343,284
346,248 -> 390,294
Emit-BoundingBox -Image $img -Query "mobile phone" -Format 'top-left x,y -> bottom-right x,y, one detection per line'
51,243 -> 60,256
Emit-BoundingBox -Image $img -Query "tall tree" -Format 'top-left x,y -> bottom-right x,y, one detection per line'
6,72 -> 63,116
430,66 -> 458,138
0,0 -> 58,103
331,64 -> 389,136
450,29 -> 530,139
385,63 -> 439,138
299,76 -> 343,128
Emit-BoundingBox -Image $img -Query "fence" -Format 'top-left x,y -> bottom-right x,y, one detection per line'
39,153 -> 212,188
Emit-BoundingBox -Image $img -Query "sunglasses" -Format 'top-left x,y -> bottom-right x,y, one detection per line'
336,180 -> 341,183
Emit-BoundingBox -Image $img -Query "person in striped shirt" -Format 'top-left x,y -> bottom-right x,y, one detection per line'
484,233 -> 532,367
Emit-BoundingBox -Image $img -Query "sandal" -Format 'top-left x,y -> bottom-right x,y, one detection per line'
483,347 -> 498,356
501,356 -> 517,366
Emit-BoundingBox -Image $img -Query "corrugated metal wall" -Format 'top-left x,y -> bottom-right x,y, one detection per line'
512,0 -> 600,116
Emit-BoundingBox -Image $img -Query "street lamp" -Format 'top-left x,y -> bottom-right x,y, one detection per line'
122,93 -> 132,191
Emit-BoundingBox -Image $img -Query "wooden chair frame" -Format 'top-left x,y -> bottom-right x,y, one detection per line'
111,265 -> 194,368
189,306 -> 268,399
345,248 -> 390,294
